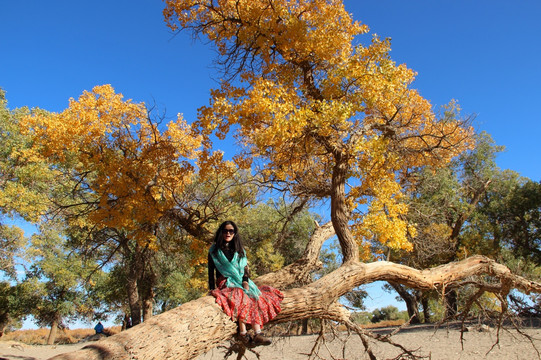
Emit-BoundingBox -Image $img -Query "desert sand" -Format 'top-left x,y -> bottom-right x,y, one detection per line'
1,323 -> 540,360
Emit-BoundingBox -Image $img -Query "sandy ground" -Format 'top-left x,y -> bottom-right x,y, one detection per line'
1,324 -> 540,360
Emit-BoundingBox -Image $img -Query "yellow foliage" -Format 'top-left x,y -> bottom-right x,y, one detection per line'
255,239 -> 285,272
422,223 -> 452,241
164,0 -> 474,257
188,235 -> 208,266
20,85 -> 204,243
187,277 -> 207,294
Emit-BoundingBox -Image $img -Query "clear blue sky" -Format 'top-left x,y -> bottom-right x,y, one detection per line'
1,0 -> 540,181
1,0 -> 540,324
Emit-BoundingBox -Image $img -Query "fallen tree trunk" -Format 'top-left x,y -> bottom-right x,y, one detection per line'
50,255 -> 541,360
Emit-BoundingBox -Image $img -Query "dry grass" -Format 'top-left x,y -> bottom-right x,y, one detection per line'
1,321 -> 404,346
1,326 -> 122,345
361,319 -> 406,328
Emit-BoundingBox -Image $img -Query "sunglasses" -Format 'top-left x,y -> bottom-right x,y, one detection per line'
222,229 -> 235,235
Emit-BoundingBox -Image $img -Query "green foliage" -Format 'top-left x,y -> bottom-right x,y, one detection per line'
0,89 -> 53,223
351,311 -> 372,325
0,278 -> 43,335
0,281 -> 14,334
426,297 -> 445,322
370,306 -> 408,323
26,225 -> 92,329
463,172 -> 541,266
83,264 -> 130,323
155,270 -> 201,311
384,131 -> 541,321
497,249 -> 541,316
239,199 -> 318,276
497,180 -> 541,263
0,224 -> 25,279
317,238 -> 341,277
397,131 -> 504,268
344,288 -> 368,310
152,238 -> 206,312
501,249 -> 541,280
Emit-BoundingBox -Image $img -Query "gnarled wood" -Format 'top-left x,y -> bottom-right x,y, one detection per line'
254,221 -> 335,288
330,159 -> 359,263
51,255 -> 541,360
50,296 -> 236,360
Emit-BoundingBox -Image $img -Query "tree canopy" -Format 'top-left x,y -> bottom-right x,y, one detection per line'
1,1 -> 540,359
20,84 -> 204,246
165,0 -> 474,262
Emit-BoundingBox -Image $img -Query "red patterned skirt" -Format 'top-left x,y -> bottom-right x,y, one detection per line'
211,277 -> 284,326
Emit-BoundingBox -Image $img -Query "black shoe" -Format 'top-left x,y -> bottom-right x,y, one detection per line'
238,332 -> 252,345
252,333 -> 272,346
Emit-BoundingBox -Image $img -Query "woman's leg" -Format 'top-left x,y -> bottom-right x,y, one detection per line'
238,321 -> 247,335
253,323 -> 261,333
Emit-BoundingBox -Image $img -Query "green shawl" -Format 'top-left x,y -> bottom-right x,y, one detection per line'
209,244 -> 261,299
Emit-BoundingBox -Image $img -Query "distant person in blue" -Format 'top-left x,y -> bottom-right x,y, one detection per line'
94,321 -> 104,334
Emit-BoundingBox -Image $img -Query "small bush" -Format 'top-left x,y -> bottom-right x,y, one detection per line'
351,311 -> 371,325
370,306 -> 409,323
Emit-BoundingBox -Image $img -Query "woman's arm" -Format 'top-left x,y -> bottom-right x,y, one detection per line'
208,252 -> 216,290
242,265 -> 250,290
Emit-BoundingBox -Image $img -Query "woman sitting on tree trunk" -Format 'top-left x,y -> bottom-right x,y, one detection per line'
208,221 -> 284,346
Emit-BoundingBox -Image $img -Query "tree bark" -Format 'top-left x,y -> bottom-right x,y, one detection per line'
444,289 -> 458,318
142,297 -> 153,322
121,313 -> 132,331
421,296 -> 430,323
50,255 -> 541,360
330,159 -> 359,263
254,221 -> 335,288
140,265 -> 156,322
126,265 -> 142,327
125,243 -> 147,327
47,317 -> 59,345
301,318 -> 309,335
0,312 -> 9,338
390,283 -> 421,324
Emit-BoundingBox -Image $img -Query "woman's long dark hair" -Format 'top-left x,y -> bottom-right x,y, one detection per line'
212,220 -> 245,257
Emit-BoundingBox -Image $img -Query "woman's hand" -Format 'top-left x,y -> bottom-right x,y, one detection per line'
242,281 -> 249,291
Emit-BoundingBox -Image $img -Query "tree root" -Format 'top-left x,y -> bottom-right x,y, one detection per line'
221,333 -> 262,360
344,320 -> 428,360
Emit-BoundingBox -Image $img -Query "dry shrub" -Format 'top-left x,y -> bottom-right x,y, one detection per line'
2,328 -> 51,345
1,326 -> 121,345
104,326 -> 121,336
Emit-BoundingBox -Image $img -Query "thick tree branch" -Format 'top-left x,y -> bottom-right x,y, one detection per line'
254,220 -> 335,288
330,159 -> 359,263
51,255 -> 541,360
